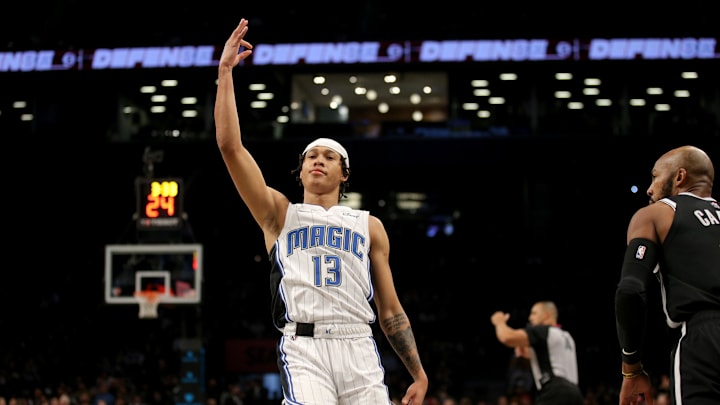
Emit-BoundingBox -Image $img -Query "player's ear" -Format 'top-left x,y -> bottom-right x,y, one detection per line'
676,168 -> 686,183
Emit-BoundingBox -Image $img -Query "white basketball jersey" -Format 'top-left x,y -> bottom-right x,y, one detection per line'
270,203 -> 376,329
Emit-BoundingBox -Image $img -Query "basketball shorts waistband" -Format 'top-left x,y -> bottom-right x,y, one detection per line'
282,322 -> 373,338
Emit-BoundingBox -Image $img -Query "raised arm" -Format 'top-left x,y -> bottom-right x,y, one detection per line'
490,311 -> 530,348
368,215 -> 428,405
215,19 -> 287,246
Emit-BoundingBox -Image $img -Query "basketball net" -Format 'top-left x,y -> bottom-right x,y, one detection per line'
134,291 -> 161,319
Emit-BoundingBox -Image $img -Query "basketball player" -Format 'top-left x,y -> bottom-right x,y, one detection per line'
214,19 -> 428,405
615,145 -> 720,405
490,301 -> 585,405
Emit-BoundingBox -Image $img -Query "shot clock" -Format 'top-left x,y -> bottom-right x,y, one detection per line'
135,177 -> 184,230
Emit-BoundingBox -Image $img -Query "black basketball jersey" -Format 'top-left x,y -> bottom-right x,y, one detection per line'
656,192 -> 720,326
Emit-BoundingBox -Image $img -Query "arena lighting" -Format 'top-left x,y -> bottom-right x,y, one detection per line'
2,39 -> 718,137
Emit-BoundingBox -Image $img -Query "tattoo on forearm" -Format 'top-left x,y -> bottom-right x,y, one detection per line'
382,313 -> 408,333
384,313 -> 423,374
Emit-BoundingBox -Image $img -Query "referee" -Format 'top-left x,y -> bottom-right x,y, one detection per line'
615,145 -> 720,404
491,301 -> 584,405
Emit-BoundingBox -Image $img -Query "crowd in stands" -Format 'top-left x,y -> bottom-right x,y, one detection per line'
0,297 -> 672,405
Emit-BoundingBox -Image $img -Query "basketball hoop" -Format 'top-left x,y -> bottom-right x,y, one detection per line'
134,291 -> 161,319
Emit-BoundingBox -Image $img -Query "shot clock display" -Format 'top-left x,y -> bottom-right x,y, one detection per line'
136,177 -> 184,230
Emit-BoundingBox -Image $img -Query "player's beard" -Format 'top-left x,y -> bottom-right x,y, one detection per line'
660,176 -> 675,200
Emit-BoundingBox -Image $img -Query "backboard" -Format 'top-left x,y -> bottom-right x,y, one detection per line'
105,244 -> 202,304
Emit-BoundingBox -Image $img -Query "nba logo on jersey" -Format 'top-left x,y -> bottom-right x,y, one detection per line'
635,245 -> 646,259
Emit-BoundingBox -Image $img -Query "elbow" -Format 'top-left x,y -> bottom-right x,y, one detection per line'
216,132 -> 240,153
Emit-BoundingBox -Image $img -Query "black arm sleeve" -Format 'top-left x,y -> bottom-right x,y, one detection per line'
614,238 -> 658,364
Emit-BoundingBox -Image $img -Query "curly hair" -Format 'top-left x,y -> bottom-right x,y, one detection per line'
291,153 -> 351,202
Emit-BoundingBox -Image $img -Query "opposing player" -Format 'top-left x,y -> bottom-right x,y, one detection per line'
615,145 -> 719,405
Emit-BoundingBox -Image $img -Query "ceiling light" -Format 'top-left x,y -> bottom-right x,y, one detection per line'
384,74 -> 397,83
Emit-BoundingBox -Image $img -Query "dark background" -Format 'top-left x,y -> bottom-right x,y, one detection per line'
2,1 -> 719,403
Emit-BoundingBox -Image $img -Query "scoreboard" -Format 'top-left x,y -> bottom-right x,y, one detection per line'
135,177 -> 184,230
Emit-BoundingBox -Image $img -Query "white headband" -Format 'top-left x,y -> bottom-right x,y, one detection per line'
302,138 -> 350,168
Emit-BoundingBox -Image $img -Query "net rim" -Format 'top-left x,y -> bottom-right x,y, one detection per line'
133,290 -> 164,302
134,291 -> 163,319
